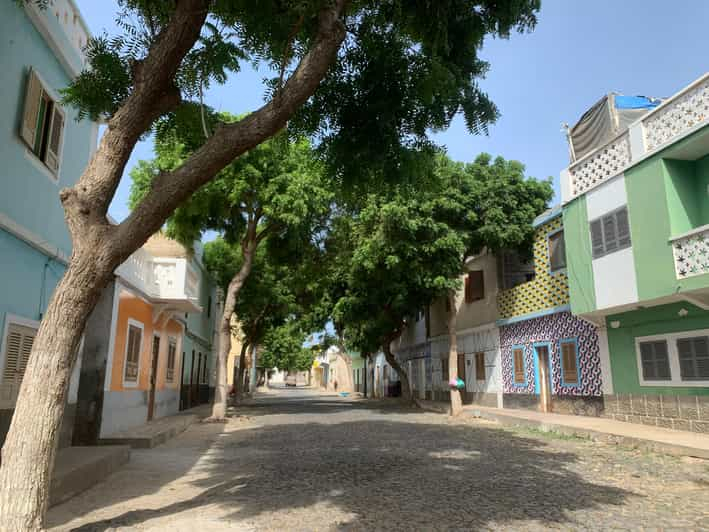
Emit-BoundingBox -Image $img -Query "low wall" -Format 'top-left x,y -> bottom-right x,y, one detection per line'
503,393 -> 604,417
604,393 -> 709,433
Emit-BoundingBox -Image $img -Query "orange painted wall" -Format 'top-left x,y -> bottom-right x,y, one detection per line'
110,290 -> 183,392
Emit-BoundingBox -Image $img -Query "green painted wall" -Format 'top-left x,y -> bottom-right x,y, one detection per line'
606,302 -> 709,395
696,155 -> 709,224
625,156 -> 678,301
562,197 -> 596,314
664,159 -> 700,234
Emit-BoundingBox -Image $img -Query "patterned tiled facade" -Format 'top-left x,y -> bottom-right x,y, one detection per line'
500,311 -> 602,397
672,228 -> 709,278
498,216 -> 569,319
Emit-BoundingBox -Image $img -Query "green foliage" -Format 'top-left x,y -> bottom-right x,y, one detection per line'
61,0 -> 540,182
260,321 -> 314,372
331,152 -> 552,354
130,110 -> 331,249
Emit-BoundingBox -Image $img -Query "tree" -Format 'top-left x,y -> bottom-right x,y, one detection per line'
1,1 -> 541,527
332,190 -> 465,404
131,117 -> 331,420
432,154 -> 552,415
331,154 -> 552,411
260,322 -> 314,374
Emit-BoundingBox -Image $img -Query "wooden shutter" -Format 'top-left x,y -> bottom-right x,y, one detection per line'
602,214 -> 618,253
677,336 -> 709,381
475,352 -> 485,381
44,105 -> 64,173
20,68 -> 43,149
640,340 -> 670,381
124,325 -> 142,382
561,342 -> 578,384
615,208 -> 631,248
513,348 -> 525,383
549,231 -> 566,271
590,219 -> 604,258
464,275 -> 472,303
3,324 -> 35,384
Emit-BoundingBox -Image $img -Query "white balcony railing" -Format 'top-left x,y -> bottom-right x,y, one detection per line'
562,73 -> 709,203
116,250 -> 200,306
671,224 -> 709,279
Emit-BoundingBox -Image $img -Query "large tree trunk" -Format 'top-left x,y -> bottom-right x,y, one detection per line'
210,240 -> 256,420
447,291 -> 463,417
382,341 -> 414,405
0,251 -> 115,531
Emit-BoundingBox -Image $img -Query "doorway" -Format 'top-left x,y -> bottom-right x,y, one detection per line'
534,343 -> 552,413
147,335 -> 160,421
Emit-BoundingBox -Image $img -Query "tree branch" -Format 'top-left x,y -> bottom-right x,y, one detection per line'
63,0 -> 210,236
118,0 -> 348,259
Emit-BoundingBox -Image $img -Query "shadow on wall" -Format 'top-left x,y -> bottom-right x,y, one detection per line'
57,410 -> 633,530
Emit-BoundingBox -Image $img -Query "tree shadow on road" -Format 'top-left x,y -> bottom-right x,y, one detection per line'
63,411 -> 636,531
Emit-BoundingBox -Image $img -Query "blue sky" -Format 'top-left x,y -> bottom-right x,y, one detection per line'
74,0 -> 709,222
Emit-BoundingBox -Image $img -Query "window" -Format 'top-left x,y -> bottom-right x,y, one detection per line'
124,323 -> 143,384
513,347 -> 525,384
677,336 -> 709,381
560,340 -> 579,385
465,271 -> 485,303
590,207 -> 631,259
441,358 -> 449,381
548,230 -> 566,272
639,340 -> 671,381
475,352 -> 485,381
166,338 -> 177,383
2,323 -> 35,385
20,68 -> 65,176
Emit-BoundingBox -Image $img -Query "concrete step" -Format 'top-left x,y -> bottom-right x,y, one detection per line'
99,413 -> 199,449
51,445 -> 130,507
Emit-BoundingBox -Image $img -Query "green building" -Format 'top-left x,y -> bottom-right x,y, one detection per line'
561,75 -> 709,431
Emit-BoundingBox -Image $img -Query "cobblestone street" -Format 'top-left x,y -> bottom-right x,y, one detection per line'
48,388 -> 709,531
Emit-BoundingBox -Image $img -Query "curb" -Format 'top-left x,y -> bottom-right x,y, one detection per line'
466,408 -> 709,460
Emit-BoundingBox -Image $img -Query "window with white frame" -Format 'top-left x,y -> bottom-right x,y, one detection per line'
548,230 -> 566,272
20,68 -> 65,176
637,330 -> 709,386
123,323 -> 143,384
166,337 -> 177,383
590,207 -> 631,259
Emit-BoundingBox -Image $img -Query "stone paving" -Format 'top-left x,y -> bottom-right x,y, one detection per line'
47,388 -> 709,531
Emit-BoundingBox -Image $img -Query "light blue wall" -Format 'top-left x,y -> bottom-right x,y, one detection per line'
0,3 -> 95,258
0,230 -> 66,339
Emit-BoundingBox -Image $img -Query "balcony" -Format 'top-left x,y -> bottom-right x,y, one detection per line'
562,73 -> 709,203
26,0 -> 91,76
671,224 -> 709,279
116,248 -> 201,313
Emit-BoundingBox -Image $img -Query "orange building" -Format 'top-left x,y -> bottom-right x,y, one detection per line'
74,235 -> 217,443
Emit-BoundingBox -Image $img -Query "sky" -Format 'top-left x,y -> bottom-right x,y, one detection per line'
74,0 -> 709,222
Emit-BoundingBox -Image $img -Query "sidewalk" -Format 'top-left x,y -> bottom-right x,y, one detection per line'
464,404 -> 709,460
99,404 -> 211,448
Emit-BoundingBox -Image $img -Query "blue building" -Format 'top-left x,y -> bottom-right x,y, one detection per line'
0,0 -> 97,446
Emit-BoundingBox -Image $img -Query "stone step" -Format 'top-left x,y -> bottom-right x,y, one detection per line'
51,445 -> 130,507
99,413 -> 199,449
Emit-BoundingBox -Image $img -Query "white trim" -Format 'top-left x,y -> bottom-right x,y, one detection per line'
122,318 -> 145,388
669,223 -> 709,243
0,314 -> 41,384
682,295 -> 709,311
24,2 -> 83,77
165,334 -> 179,385
103,280 -> 122,391
635,328 -> 709,387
